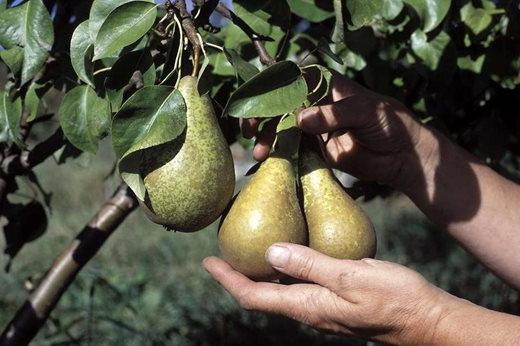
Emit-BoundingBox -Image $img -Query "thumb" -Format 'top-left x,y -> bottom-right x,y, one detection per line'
297,96 -> 371,135
265,243 -> 362,290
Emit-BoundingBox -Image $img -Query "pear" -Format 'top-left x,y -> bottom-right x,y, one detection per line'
218,154 -> 307,281
142,76 -> 235,232
300,149 -> 376,259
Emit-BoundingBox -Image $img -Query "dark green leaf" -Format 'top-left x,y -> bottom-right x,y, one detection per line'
25,81 -> 51,122
0,0 -> 54,85
0,91 -> 23,148
21,0 -> 55,85
71,20 -> 95,87
93,1 -> 157,60
286,0 -> 334,23
0,2 -> 26,48
224,61 -> 308,118
0,46 -> 24,74
317,38 -> 344,65
111,86 -> 186,157
224,48 -> 259,83
304,64 -> 332,106
105,49 -> 156,112
404,0 -> 451,33
114,86 -> 187,201
58,86 -> 110,153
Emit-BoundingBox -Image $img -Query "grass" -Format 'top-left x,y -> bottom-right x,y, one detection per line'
0,138 -> 518,345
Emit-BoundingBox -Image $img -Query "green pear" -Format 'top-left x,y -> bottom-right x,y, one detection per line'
300,150 -> 376,259
218,154 -> 307,281
142,76 -> 235,232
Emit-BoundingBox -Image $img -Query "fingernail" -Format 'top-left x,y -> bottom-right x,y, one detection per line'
266,245 -> 291,268
298,110 -> 319,130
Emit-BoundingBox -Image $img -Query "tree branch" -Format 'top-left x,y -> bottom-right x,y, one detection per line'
173,0 -> 202,76
3,128 -> 65,176
214,3 -> 276,66
0,184 -> 138,346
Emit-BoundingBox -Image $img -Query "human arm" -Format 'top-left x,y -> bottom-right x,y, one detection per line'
204,243 -> 520,345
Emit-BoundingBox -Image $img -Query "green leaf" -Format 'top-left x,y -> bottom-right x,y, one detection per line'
457,55 -> 486,73
25,81 -> 51,122
0,46 -> 24,74
317,38 -> 344,65
304,64 -> 333,106
0,0 -> 54,85
286,0 -> 334,23
111,86 -> 186,157
71,20 -> 95,87
89,0 -> 149,40
226,2 -> 287,57
276,113 -> 297,133
58,86 -> 110,153
224,48 -> 259,83
113,86 -> 187,201
105,49 -> 156,112
404,0 -> 451,33
460,3 -> 492,35
22,0 -> 54,85
0,91 -> 23,148
322,42 -> 366,73
93,1 -> 157,61
346,0 -> 384,29
224,61 -> 308,118
0,2 -> 26,49
382,0 -> 404,20
411,29 -> 451,70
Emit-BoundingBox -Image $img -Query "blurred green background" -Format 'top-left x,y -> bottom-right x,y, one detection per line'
0,137 -> 518,346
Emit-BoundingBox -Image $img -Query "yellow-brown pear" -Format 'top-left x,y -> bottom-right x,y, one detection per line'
300,149 -> 376,259
218,154 -> 307,281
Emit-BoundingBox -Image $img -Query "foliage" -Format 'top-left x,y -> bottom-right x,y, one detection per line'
0,0 -> 519,343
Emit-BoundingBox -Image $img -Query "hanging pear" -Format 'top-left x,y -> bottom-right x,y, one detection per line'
300,149 -> 376,259
142,76 -> 235,232
218,154 -> 307,281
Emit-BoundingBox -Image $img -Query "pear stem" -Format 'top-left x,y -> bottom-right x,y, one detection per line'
173,0 -> 202,76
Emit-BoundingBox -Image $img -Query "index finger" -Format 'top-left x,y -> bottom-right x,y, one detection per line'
202,256 -> 340,327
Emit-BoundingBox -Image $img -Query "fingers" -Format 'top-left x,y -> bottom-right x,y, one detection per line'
265,243 -> 367,293
298,95 -> 379,135
239,118 -> 259,139
202,256 -> 344,331
252,119 -> 277,161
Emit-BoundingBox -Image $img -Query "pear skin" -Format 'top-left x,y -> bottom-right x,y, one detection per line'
300,150 -> 376,259
218,155 -> 307,281
142,76 -> 235,232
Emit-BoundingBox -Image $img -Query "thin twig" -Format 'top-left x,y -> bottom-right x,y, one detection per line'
214,3 -> 276,65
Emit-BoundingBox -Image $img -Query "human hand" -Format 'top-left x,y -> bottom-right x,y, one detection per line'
241,71 -> 434,189
203,243 -> 453,345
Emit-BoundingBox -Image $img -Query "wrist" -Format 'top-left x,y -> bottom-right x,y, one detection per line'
393,125 -> 441,198
403,289 -> 467,345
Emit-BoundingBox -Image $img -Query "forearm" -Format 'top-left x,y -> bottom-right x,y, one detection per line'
400,126 -> 520,288
430,296 -> 520,345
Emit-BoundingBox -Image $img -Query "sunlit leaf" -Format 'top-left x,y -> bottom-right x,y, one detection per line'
70,20 -> 95,87
93,1 -> 157,60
